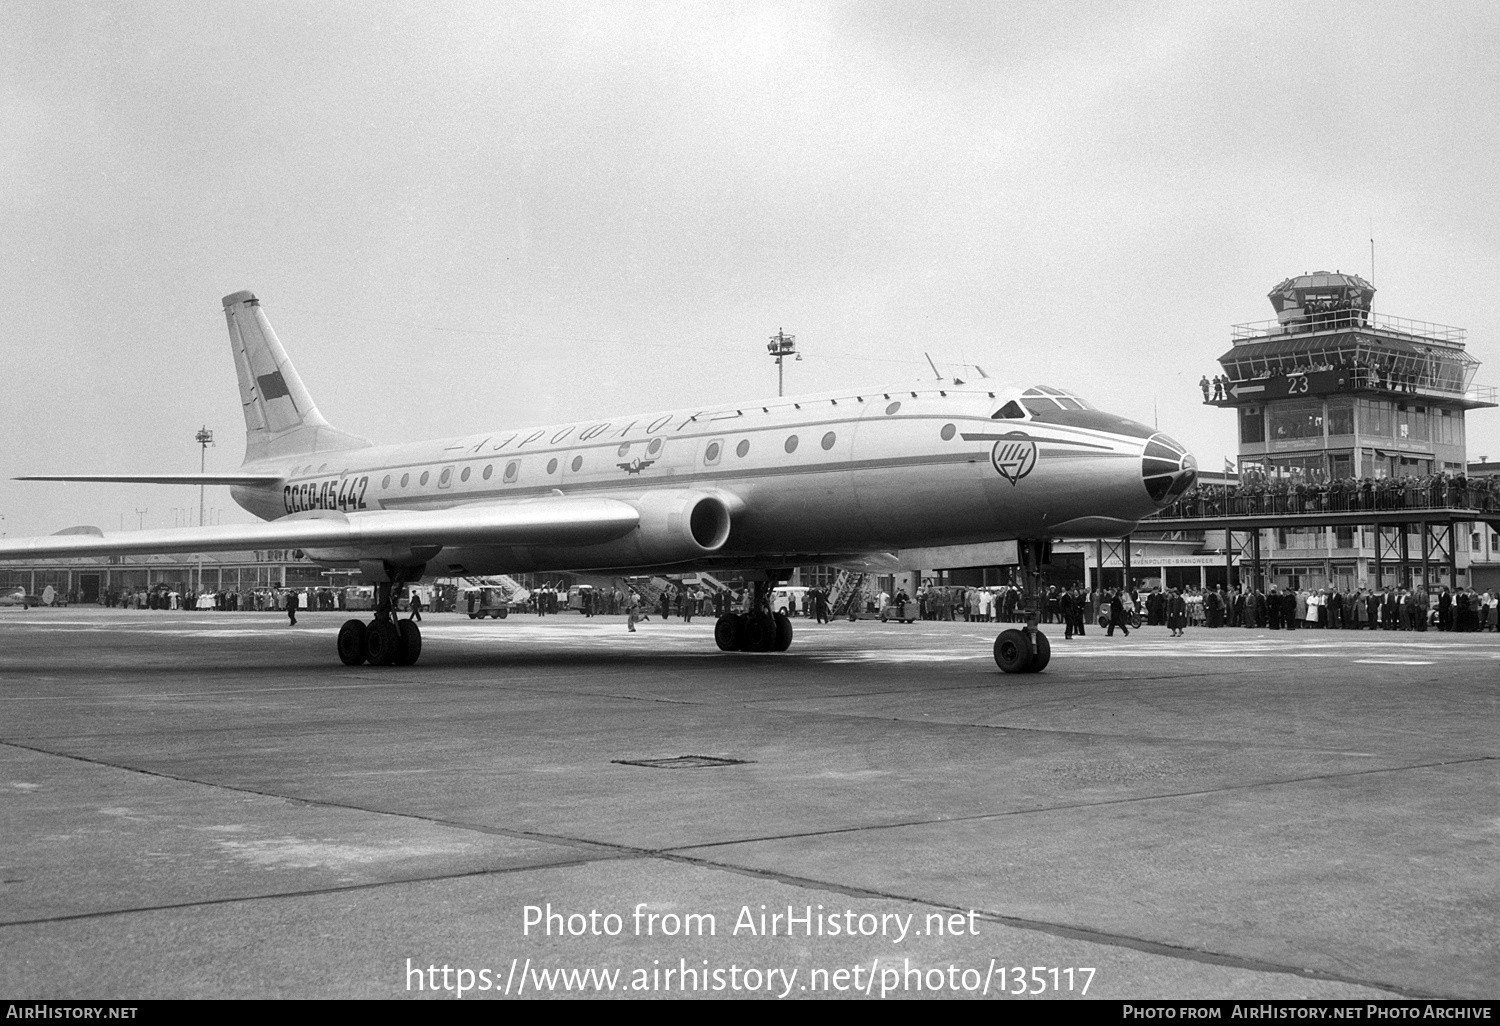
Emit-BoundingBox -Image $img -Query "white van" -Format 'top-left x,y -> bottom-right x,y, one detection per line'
770,586 -> 811,617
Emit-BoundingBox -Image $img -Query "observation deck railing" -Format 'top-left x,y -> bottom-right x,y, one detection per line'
1151,480 -> 1500,521
1231,311 -> 1467,346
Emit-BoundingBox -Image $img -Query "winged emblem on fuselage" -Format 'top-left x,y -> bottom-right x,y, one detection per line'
617,457 -> 656,475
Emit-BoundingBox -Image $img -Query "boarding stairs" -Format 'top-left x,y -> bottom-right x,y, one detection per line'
828,571 -> 871,618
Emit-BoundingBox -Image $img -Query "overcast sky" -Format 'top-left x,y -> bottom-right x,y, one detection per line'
4,1 -> 1500,537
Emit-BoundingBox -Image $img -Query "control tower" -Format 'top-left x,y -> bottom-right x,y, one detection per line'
1213,271 -> 1492,481
1193,271 -> 1497,590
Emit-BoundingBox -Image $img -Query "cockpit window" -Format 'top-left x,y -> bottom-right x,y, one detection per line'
1023,402 -> 1157,438
991,400 -> 1027,419
1021,387 -> 1094,412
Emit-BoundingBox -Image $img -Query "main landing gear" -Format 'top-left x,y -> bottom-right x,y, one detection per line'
994,539 -> 1052,674
714,578 -> 793,653
338,580 -> 422,667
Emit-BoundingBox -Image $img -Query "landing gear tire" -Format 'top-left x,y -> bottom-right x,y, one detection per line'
1027,632 -> 1051,673
337,619 -> 368,666
744,613 -> 778,652
365,620 -> 400,666
714,614 -> 744,652
772,612 -> 793,652
395,620 -> 422,666
994,629 -> 1033,674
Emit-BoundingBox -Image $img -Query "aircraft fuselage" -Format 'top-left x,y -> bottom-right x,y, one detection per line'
232,384 -> 1188,578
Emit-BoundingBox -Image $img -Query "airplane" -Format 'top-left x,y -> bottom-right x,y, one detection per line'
0,586 -> 29,608
2,291 -> 1198,672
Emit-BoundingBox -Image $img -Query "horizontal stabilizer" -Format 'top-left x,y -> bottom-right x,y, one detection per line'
0,498 -> 641,561
14,473 -> 284,486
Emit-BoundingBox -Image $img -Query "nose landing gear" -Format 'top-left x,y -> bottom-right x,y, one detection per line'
995,539 -> 1052,674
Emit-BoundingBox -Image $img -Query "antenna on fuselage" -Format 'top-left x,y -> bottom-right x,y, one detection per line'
924,352 -> 942,379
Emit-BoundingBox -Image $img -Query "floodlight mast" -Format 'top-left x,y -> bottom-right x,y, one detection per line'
195,426 -> 214,596
767,329 -> 800,397
195,426 -> 215,527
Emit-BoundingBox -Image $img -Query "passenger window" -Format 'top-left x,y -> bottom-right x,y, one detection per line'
504,461 -> 519,482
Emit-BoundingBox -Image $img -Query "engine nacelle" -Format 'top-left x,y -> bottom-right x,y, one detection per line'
626,489 -> 733,563
431,489 -> 735,575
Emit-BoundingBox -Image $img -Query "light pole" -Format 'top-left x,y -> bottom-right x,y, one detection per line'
195,426 -> 214,527
195,427 -> 214,596
766,329 -> 800,397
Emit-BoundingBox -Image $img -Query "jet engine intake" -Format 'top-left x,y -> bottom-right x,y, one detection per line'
628,489 -> 733,562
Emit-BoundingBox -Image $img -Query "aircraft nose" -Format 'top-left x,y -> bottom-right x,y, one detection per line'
1142,434 -> 1197,504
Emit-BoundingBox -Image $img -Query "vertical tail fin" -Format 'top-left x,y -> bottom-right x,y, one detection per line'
222,291 -> 371,464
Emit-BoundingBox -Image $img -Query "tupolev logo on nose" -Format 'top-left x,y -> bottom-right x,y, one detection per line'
990,434 -> 1038,485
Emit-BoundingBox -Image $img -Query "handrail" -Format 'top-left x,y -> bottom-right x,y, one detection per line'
1152,480 -> 1500,520
1232,311 -> 1467,345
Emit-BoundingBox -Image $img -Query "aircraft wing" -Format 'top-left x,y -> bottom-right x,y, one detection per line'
13,474 -> 284,485
0,498 -> 640,560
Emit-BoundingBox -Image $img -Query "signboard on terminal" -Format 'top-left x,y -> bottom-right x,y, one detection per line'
1227,370 -> 1343,401
1095,554 -> 1241,568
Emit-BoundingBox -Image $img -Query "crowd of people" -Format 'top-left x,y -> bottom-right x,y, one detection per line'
1161,471 -> 1500,519
1069,582 -> 1497,633
29,576 -> 1500,636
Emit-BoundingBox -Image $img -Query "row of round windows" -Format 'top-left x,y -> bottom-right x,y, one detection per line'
289,401 -> 944,482
369,421 -> 961,490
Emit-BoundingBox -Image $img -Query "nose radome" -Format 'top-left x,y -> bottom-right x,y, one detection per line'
1142,434 -> 1197,504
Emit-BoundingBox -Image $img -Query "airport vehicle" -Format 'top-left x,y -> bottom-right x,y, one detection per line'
464,587 -> 511,619
2,291 -> 1196,671
878,600 -> 917,624
769,585 -> 809,617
